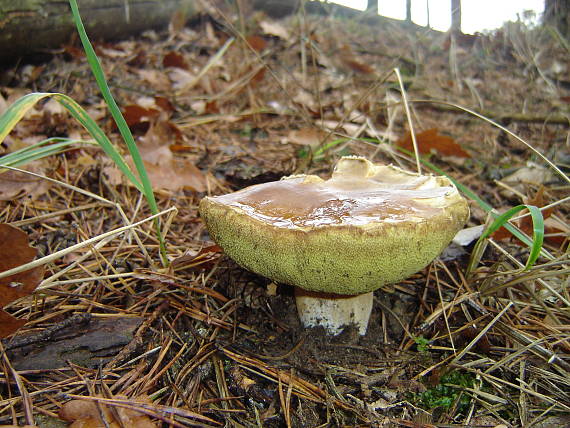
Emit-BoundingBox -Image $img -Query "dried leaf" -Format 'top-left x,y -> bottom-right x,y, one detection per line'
396,128 -> 470,158
136,69 -> 171,92
60,395 -> 157,428
205,100 -> 220,114
153,96 -> 175,113
43,98 -> 66,115
0,168 -> 49,201
286,128 -> 329,149
292,89 -> 318,112
168,68 -> 196,91
259,20 -> 291,40
170,245 -> 222,271
143,158 -> 207,192
249,68 -> 266,86
502,163 -> 554,186
338,44 -> 375,75
246,35 -> 267,52
122,104 -> 160,128
162,51 -> 188,69
106,120 -> 207,192
0,224 -> 44,338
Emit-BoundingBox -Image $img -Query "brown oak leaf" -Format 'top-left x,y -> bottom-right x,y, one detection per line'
397,128 -> 470,158
0,224 -> 44,338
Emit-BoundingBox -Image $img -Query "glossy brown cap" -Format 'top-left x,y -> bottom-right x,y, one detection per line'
199,156 -> 469,295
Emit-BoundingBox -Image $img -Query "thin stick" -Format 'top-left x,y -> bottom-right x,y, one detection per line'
0,207 -> 176,280
394,67 -> 421,174
451,302 -> 513,364
9,203 -> 101,227
410,99 -> 570,183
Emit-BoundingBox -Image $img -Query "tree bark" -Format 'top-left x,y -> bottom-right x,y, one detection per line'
366,0 -> 379,14
0,0 -> 195,60
451,0 -> 461,32
406,0 -> 412,23
252,0 -> 300,18
0,0 -> 437,61
544,0 -> 570,37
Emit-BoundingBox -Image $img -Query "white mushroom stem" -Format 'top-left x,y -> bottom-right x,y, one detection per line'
294,288 -> 373,335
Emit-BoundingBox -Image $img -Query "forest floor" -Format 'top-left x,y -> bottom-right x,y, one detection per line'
0,4 -> 569,428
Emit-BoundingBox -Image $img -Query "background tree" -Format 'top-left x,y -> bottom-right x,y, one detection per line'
544,0 -> 570,37
366,0 -> 378,14
451,0 -> 461,32
406,0 -> 412,23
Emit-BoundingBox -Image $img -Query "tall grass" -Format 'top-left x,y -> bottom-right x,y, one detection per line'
0,0 -> 168,265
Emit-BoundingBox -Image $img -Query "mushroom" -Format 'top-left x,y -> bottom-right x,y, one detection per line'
199,156 -> 469,335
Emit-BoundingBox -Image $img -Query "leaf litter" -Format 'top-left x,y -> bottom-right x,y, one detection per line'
0,4 -> 568,428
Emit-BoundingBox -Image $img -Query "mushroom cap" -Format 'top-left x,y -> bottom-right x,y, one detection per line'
199,156 -> 469,295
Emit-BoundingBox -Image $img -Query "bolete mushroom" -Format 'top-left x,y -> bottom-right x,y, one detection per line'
199,156 -> 469,335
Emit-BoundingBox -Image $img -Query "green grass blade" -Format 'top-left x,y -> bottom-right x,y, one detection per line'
0,138 -> 95,167
0,92 -> 143,191
0,93 -> 50,142
68,0 -> 166,264
313,138 -> 348,158
68,0 -> 155,202
466,205 -> 544,276
319,136 -> 551,267
418,157 -> 550,260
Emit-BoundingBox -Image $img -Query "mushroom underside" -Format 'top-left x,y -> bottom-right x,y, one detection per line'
200,202 -> 465,295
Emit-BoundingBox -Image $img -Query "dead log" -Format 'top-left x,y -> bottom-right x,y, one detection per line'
0,0 -> 431,62
0,0 -> 195,60
252,0 -> 300,18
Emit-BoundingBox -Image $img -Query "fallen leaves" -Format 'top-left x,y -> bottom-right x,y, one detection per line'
0,224 -> 44,338
122,104 -> 161,132
107,99 -> 207,192
285,127 -> 330,150
0,168 -> 48,201
337,44 -> 376,75
137,121 -> 207,192
59,395 -> 157,428
245,35 -> 268,52
170,244 -> 222,271
162,51 -> 188,69
259,20 -> 291,41
397,128 -> 470,158
499,162 -> 555,197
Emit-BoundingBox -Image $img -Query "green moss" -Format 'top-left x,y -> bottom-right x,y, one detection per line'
414,336 -> 431,354
413,370 -> 475,414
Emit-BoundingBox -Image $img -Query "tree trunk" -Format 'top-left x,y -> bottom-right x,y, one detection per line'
0,0 -> 195,60
252,0 -> 300,18
406,0 -> 412,23
451,0 -> 461,32
0,0 -> 438,61
366,0 -> 378,14
544,0 -> 570,37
